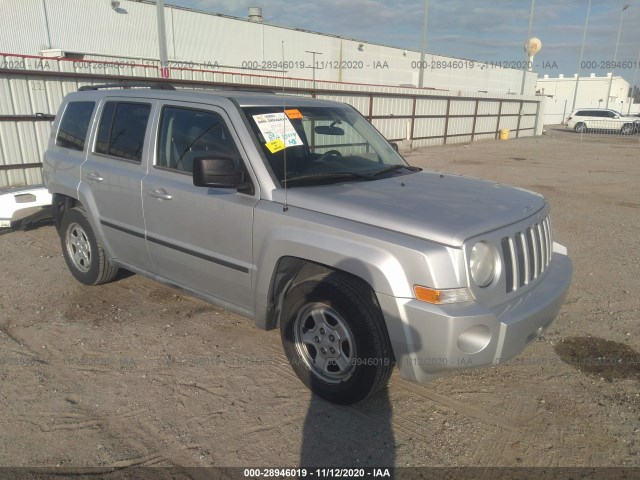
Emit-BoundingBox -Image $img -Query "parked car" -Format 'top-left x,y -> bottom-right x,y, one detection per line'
566,108 -> 640,134
43,84 -> 572,404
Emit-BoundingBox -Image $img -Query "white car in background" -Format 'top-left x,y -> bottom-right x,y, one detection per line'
566,108 -> 640,134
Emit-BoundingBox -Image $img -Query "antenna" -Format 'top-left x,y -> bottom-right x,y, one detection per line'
281,40 -> 288,212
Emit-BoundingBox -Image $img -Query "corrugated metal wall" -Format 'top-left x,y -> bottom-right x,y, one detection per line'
0,54 -> 542,189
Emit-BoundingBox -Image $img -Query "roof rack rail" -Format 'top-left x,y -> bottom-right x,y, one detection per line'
222,87 -> 277,94
78,82 -> 176,91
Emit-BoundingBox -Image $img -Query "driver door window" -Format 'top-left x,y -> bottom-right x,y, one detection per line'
157,107 -> 241,174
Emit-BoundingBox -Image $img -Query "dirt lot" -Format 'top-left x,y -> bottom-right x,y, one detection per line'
0,128 -> 639,474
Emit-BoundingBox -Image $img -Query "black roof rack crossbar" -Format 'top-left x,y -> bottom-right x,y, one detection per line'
78,82 -> 176,91
223,87 -> 277,94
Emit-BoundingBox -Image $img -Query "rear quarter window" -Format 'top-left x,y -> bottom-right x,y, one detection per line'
95,101 -> 151,163
55,101 -> 95,151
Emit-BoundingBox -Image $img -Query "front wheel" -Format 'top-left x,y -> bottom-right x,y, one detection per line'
280,272 -> 394,404
574,122 -> 586,133
59,207 -> 119,286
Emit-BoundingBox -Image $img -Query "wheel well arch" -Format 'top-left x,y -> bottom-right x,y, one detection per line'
264,256 -> 379,331
51,193 -> 81,232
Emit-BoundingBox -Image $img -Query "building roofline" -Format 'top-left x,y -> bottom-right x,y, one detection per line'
140,1 -> 427,57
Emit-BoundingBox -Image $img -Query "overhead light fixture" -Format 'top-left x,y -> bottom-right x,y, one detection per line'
111,0 -> 120,9
357,43 -> 364,51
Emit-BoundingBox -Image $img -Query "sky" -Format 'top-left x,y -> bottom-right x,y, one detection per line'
166,0 -> 640,86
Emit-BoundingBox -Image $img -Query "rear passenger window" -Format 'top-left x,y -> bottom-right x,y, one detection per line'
56,101 -> 95,151
95,102 -> 151,162
156,106 -> 241,173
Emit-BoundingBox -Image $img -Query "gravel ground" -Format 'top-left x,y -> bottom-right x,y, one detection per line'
0,127 -> 638,476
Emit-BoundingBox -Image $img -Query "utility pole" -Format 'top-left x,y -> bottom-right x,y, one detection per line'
628,48 -> 640,114
156,0 -> 170,78
606,3 -> 629,108
520,0 -> 536,95
306,51 -> 322,90
571,0 -> 591,113
418,0 -> 429,88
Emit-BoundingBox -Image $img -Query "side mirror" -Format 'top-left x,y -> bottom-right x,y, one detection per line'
389,142 -> 399,152
193,157 -> 245,188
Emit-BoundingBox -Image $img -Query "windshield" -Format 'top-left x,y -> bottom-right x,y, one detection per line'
242,105 -> 414,186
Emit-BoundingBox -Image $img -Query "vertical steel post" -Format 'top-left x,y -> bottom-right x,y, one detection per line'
156,0 -> 170,78
520,0 -> 536,95
418,0 -> 429,88
606,4 -> 629,108
571,0 -> 592,113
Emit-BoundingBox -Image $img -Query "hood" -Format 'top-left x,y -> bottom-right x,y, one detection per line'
272,171 -> 546,247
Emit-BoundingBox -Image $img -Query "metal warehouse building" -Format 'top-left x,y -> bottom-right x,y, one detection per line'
0,0 -> 543,191
537,74 -> 637,125
2,0 -> 538,93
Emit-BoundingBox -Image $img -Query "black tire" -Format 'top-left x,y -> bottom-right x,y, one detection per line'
620,123 -> 633,135
59,207 -> 119,286
574,122 -> 586,133
280,272 -> 394,404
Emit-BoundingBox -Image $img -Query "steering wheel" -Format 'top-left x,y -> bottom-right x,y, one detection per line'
316,150 -> 343,162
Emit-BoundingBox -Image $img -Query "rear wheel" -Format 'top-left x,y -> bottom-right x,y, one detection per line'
620,123 -> 634,135
280,272 -> 394,404
60,207 -> 119,286
574,122 -> 586,133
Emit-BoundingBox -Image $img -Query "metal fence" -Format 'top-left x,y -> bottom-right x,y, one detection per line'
0,53 -> 544,189
572,120 -> 640,137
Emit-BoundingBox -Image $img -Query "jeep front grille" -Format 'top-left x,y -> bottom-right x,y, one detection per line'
501,215 -> 552,293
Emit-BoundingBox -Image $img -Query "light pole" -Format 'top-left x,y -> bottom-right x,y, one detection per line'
606,3 -> 629,108
156,0 -> 170,78
628,47 -> 640,114
418,0 -> 429,88
571,0 -> 592,113
306,50 -> 322,90
520,0 -> 536,95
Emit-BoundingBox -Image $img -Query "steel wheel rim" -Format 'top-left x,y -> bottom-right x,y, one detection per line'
65,222 -> 92,273
293,303 -> 356,383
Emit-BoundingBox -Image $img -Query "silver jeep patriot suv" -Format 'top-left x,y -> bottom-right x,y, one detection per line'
43,84 -> 572,404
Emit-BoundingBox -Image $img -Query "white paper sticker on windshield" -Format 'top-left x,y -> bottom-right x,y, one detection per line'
252,112 -> 304,149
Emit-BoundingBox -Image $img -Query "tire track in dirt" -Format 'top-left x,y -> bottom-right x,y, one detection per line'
390,377 -> 523,434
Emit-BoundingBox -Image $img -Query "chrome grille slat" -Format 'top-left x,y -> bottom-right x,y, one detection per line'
529,227 -> 539,279
538,223 -> 547,269
508,237 -> 517,293
543,217 -> 551,266
501,214 -> 552,294
519,231 -> 529,285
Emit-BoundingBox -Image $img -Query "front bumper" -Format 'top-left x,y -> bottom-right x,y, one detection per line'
378,251 -> 573,383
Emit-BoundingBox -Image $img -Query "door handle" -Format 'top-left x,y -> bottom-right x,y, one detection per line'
86,172 -> 103,182
146,188 -> 173,201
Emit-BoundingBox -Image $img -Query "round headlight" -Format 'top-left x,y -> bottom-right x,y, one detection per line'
470,241 -> 497,287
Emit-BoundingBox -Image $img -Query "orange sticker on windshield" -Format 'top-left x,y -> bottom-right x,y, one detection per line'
285,109 -> 303,119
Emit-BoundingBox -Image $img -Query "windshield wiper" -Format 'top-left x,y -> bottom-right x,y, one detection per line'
364,164 -> 421,177
284,172 -> 374,185
283,165 -> 421,186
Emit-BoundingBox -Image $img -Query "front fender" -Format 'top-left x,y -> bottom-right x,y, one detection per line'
251,200 -> 464,329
